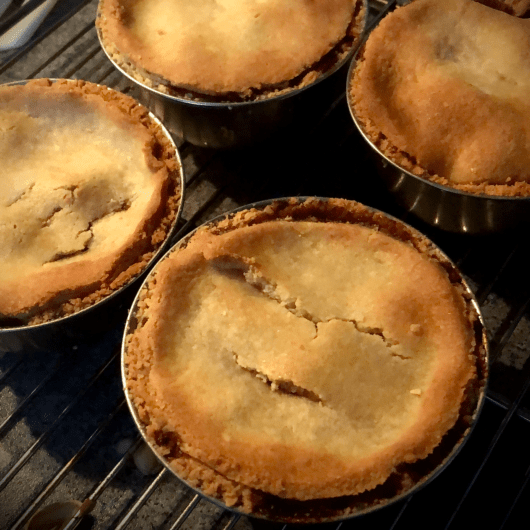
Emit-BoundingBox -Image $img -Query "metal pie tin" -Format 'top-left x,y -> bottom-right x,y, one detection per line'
121,197 -> 488,524
0,79 -> 185,355
97,1 -> 367,149
346,37 -> 530,235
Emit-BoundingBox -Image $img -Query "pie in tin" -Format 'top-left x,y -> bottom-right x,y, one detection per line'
97,0 -> 366,100
350,0 -> 530,196
124,198 -> 482,520
0,79 -> 181,325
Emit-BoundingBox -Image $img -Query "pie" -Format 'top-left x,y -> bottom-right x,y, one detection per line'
0,79 -> 181,325
349,0 -> 530,196
97,0 -> 366,100
124,198 -> 482,520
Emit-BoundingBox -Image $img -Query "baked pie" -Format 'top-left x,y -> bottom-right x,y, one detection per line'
124,198 -> 484,521
349,0 -> 530,196
96,0 -> 366,101
0,79 -> 182,325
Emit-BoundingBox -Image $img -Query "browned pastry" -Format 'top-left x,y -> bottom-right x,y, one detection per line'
0,79 -> 181,324
350,0 -> 530,195
124,198 -> 479,517
97,0 -> 365,100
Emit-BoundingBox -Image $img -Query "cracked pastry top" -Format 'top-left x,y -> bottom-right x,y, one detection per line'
0,79 -> 181,325
96,0 -> 365,99
349,0 -> 530,195
125,199 -> 478,514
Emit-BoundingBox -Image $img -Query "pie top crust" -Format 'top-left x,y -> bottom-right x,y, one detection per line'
350,0 -> 530,195
97,0 -> 364,98
125,199 -> 478,511
0,79 -> 181,324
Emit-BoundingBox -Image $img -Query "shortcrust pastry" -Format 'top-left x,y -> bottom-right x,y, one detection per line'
97,0 -> 365,100
125,199 -> 480,518
0,79 -> 181,325
350,0 -> 530,196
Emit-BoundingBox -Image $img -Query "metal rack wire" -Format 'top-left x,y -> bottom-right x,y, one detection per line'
1,1 -> 530,529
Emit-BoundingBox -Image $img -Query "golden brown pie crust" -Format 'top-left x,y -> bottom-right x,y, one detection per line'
350,0 -> 530,196
97,0 -> 365,100
0,79 -> 181,325
124,198 -> 480,517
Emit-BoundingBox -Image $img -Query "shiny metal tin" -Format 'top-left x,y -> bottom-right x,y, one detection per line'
0,79 -> 185,355
97,2 -> 367,149
346,42 -> 530,235
121,197 -> 488,524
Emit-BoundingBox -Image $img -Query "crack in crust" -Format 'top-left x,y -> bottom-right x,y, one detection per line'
41,205 -> 65,227
212,254 -> 410,358
6,182 -> 36,207
45,231 -> 95,263
231,352 -> 323,404
18,183 -> 134,264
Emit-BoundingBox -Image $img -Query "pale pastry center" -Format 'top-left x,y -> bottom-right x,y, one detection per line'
0,104 -> 153,282
125,0 -> 354,89
157,225 -> 442,461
